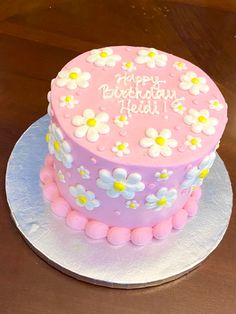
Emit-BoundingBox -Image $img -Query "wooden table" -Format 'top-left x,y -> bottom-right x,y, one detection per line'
0,1 -> 235,313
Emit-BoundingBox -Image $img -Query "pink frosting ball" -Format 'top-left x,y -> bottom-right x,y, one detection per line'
184,198 -> 199,217
66,211 -> 88,230
43,182 -> 59,201
131,227 -> 153,246
191,187 -> 202,200
44,154 -> 54,167
107,227 -> 131,246
172,209 -> 188,230
153,218 -> 172,240
85,221 -> 109,240
51,197 -> 71,217
40,167 -> 54,184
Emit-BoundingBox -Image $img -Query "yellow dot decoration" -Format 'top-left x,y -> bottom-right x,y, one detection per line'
177,104 -> 184,110
148,51 -> 156,58
53,141 -> 60,152
79,170 -> 86,176
113,181 -> 126,192
69,72 -> 79,80
118,144 -> 125,151
45,133 -> 50,143
155,136 -> 166,146
198,116 -> 208,123
86,118 -> 97,127
191,77 -> 200,84
159,173 -> 169,179
126,62 -> 133,68
65,95 -> 72,102
198,169 -> 209,179
100,51 -> 108,58
157,199 -> 167,206
77,195 -> 87,205
191,138 -> 198,145
129,203 -> 136,209
119,115 -> 126,122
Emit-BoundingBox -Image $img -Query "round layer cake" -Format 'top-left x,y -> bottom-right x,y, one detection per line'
41,46 -> 228,245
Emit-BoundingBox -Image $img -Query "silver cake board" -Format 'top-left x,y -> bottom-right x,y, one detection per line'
5,115 -> 233,289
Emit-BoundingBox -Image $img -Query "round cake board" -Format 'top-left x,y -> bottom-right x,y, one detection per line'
5,115 -> 233,289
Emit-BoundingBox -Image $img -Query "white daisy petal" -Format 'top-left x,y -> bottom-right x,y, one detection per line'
113,168 -> 127,181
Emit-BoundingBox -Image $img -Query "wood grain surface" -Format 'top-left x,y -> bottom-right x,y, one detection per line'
0,1 -> 235,313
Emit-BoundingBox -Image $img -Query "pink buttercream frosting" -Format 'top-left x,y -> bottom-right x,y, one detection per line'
43,46 -> 227,242
40,163 -> 201,246
51,46 -> 227,167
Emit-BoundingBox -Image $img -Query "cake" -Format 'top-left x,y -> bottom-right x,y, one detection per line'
40,46 -> 228,246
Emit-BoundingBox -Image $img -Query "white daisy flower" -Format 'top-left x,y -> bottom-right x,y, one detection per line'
209,99 -> 224,111
96,168 -> 145,200
56,67 -> 91,90
60,95 -> 79,109
184,109 -> 218,135
145,188 -> 177,211
57,170 -> 65,183
140,128 -> 178,158
47,91 -> 53,117
135,48 -> 168,68
46,123 -> 73,168
171,101 -> 186,115
77,166 -> 90,179
69,184 -> 100,210
112,141 -> 130,157
86,48 -> 121,67
72,109 -> 110,142
181,151 -> 216,190
173,61 -> 187,71
126,200 -> 140,209
185,135 -> 202,150
122,61 -> 136,72
155,169 -> 173,181
179,71 -> 209,95
114,115 -> 129,128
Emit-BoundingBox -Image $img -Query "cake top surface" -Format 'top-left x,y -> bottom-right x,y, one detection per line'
50,46 -> 227,167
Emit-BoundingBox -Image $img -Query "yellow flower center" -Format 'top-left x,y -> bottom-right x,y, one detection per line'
177,104 -> 184,110
213,101 -> 219,107
79,170 -> 86,176
159,173 -> 169,179
198,169 -> 209,179
155,136 -> 166,146
76,195 -> 87,205
65,95 -> 72,102
191,77 -> 200,84
129,203 -> 136,209
118,143 -> 125,151
157,199 -> 167,206
198,115 -> 208,123
126,62 -> 133,68
113,181 -> 126,192
191,138 -> 198,145
45,132 -> 50,143
119,115 -> 126,122
177,62 -> 184,68
191,186 -> 197,191
86,118 -> 97,127
53,141 -> 60,152
100,51 -> 108,58
69,72 -> 79,80
148,51 -> 156,58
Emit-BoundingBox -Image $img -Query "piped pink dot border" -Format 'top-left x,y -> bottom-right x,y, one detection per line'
40,155 -> 201,246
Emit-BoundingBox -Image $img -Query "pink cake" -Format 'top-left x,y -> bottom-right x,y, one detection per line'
40,46 -> 228,246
